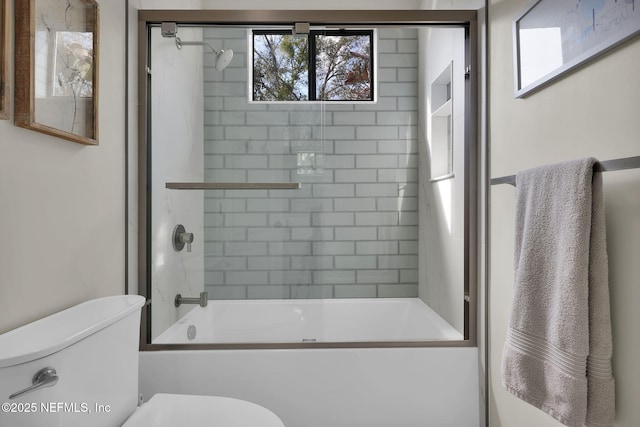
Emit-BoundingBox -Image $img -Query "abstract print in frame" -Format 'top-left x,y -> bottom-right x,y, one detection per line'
15,0 -> 99,144
0,0 -> 9,119
514,0 -> 640,97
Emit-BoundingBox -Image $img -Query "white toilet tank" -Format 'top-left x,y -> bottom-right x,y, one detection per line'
0,295 -> 145,427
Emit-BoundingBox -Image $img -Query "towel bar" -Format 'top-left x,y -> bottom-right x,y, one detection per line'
490,155 -> 640,186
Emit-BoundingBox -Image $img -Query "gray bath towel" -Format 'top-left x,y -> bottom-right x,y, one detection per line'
501,158 -> 615,427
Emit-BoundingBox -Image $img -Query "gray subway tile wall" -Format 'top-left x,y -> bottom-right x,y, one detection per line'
203,28 -> 420,299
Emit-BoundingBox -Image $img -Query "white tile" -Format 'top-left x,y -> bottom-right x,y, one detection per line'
224,213 -> 267,227
378,255 -> 418,269
204,256 -> 247,270
334,198 -> 376,211
204,82 -> 245,96
312,184 -> 355,198
290,256 -> 334,270
269,242 -> 311,256
356,155 -> 398,168
226,271 -> 268,285
291,198 -> 334,212
400,269 -> 419,283
378,168 -> 419,182
357,270 -> 399,283
378,284 -> 418,297
334,227 -> 378,241
399,241 -> 419,254
224,242 -> 267,256
378,226 -> 418,240
313,270 -> 355,284
356,126 -> 398,140
356,241 -> 398,255
333,140 -> 378,154
248,256 -> 291,270
376,112 -> 417,126
312,212 -> 354,226
335,169 -> 377,183
334,285 -> 377,298
335,256 -> 377,269
205,140 -> 248,154
312,242 -> 355,255
292,227 -> 335,241
247,286 -> 290,299
268,213 -> 312,227
333,112 -> 376,125
247,227 -> 291,241
356,183 -> 398,197
379,82 -> 418,97
225,127 -> 269,141
246,111 -> 289,125
356,212 -> 399,226
270,270 -> 312,285
269,126 -> 312,140
206,227 -> 246,241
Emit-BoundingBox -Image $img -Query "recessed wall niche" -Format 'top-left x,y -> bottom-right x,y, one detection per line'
429,62 -> 453,181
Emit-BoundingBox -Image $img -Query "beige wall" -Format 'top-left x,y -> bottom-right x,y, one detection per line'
488,1 -> 640,426
0,0 -> 126,333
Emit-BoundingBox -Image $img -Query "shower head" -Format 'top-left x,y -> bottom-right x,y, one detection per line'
175,37 -> 234,71
214,49 -> 234,71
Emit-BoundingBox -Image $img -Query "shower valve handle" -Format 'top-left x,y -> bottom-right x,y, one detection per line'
173,225 -> 194,252
180,232 -> 194,252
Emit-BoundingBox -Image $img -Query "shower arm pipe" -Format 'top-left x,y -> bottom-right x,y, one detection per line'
175,37 -> 217,53
165,182 -> 302,190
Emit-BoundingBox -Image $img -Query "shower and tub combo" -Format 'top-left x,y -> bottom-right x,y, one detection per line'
135,9 -> 480,427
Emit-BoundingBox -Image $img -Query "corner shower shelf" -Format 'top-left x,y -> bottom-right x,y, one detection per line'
165,182 -> 302,190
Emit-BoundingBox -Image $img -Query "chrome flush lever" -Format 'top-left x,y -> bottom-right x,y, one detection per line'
9,367 -> 59,400
173,224 -> 194,252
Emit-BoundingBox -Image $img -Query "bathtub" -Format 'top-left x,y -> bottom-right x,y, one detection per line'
153,298 -> 462,344
140,298 -> 479,427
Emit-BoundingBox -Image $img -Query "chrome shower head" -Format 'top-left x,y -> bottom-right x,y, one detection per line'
175,37 -> 234,71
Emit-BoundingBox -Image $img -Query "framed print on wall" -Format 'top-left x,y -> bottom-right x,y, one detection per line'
513,0 -> 640,97
0,0 -> 9,119
15,0 -> 99,145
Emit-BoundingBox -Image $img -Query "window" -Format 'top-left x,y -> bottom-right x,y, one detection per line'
252,29 -> 374,102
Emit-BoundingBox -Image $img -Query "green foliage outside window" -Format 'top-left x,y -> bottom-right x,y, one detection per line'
252,30 -> 373,102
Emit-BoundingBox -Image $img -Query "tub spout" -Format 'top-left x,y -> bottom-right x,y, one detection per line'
175,292 -> 208,308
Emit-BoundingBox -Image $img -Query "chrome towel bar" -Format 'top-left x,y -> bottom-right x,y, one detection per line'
490,155 -> 640,187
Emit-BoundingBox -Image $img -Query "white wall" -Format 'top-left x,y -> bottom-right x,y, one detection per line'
149,27 -> 205,339
0,0 -> 126,334
488,1 -> 640,426
418,27 -> 466,334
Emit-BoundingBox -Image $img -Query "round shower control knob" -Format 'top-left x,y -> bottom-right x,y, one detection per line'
172,224 -> 194,252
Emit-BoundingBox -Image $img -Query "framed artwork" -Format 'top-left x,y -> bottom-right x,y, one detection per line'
513,0 -> 640,97
0,0 -> 8,119
15,0 -> 99,144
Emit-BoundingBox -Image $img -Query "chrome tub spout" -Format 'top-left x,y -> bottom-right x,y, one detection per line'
175,292 -> 208,308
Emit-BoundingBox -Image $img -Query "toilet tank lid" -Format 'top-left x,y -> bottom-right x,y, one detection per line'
0,295 -> 145,368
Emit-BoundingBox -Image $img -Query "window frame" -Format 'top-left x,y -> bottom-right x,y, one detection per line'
250,28 -> 375,103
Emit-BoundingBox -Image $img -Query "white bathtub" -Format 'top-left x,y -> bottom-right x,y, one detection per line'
141,298 -> 479,426
153,298 -> 462,344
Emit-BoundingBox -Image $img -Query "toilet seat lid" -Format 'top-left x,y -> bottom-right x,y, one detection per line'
122,393 -> 285,427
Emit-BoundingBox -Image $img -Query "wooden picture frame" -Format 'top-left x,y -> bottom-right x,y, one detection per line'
0,0 -> 9,119
15,0 -> 99,144
513,0 -> 640,98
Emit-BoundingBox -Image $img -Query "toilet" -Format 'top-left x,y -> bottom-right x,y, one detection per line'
0,295 -> 285,427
